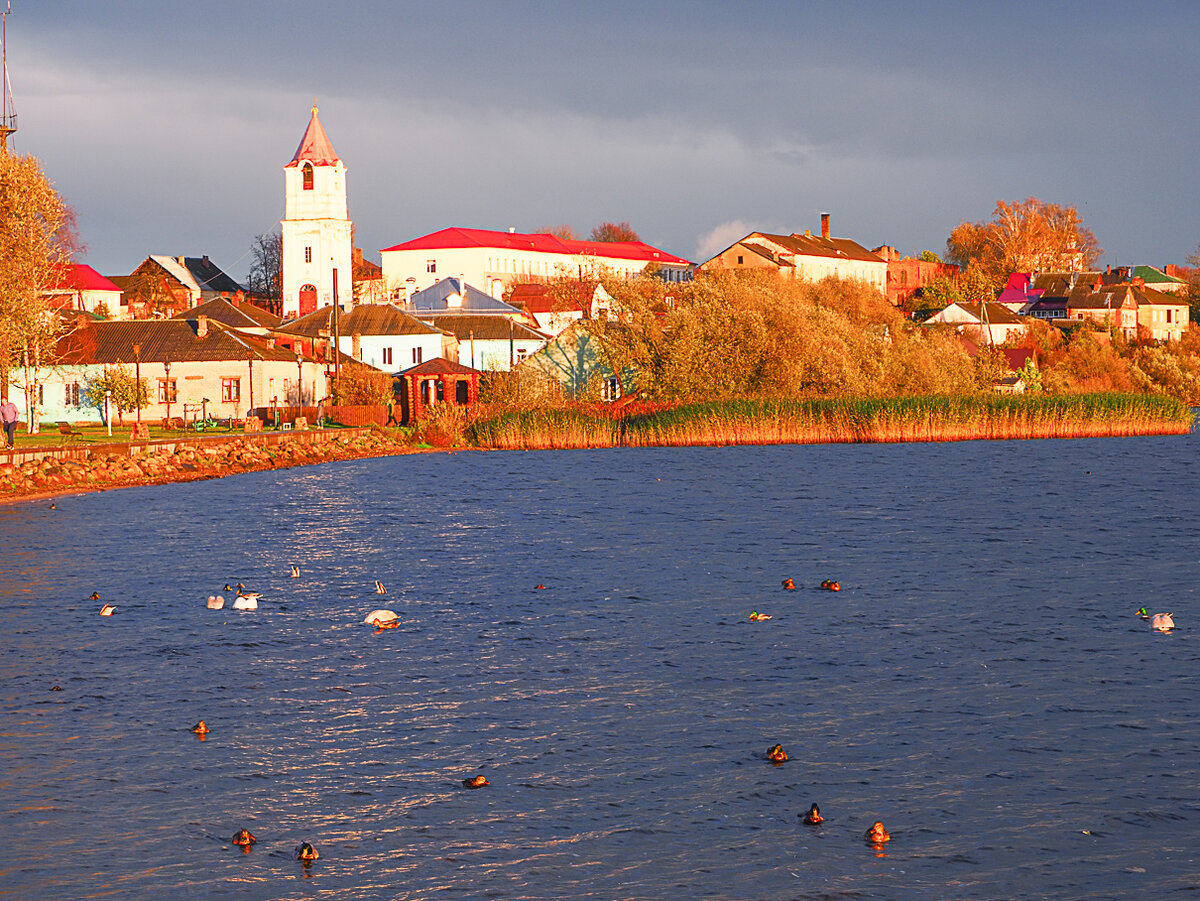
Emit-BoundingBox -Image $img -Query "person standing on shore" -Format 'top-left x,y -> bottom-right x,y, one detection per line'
0,395 -> 18,450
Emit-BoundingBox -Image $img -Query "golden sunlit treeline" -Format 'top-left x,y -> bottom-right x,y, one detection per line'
442,269 -> 1198,449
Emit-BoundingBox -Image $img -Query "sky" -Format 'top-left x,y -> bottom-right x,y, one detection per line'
8,1 -> 1200,282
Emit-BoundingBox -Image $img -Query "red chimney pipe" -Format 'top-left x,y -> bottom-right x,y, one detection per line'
820,213 -> 830,239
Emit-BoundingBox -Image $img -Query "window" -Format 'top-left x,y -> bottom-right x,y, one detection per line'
1167,309 -> 1173,323
221,378 -> 241,403
305,246 -> 313,264
65,381 -> 80,407
426,260 -> 437,273
382,347 -> 393,366
302,163 -> 313,190
737,255 -> 743,265
157,379 -> 177,403
412,347 -> 423,365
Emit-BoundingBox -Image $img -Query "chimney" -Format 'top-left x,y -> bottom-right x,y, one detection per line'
821,213 -> 830,239
1134,277 -> 1144,288
177,256 -> 186,267
509,227 -> 516,233
1106,265 -> 1111,275
803,229 -> 811,238
353,247 -> 363,266
197,314 -> 208,338
202,255 -> 209,267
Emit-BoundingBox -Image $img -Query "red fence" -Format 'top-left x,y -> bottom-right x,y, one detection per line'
330,405 -> 389,427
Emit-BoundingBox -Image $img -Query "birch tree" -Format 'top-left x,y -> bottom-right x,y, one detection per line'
0,152 -> 78,432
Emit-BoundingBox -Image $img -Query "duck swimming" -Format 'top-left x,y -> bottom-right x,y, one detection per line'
206,595 -> 225,610
781,578 -> 796,590
766,743 -> 788,764
290,565 -> 301,578
749,611 -> 771,621
295,842 -> 319,861
231,828 -> 256,847
192,720 -> 209,734
801,803 -> 823,825
821,580 -> 841,591
1151,612 -> 1175,632
98,603 -> 116,617
363,609 -> 399,629
864,821 -> 891,843
89,592 -> 101,601
1136,607 -> 1151,619
462,774 -> 489,788
374,580 -> 387,595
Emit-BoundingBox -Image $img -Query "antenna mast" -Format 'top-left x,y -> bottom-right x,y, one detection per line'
0,2 -> 15,153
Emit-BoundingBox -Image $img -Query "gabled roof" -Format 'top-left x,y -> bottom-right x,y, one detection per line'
1032,271 -> 1103,298
48,263 -> 122,293
55,318 -> 317,366
996,272 -> 1044,305
398,356 -> 482,377
1068,285 -> 1137,310
1132,285 -> 1185,306
408,277 -> 522,314
742,231 -> 884,265
147,255 -> 244,295
1131,265 -> 1185,286
286,105 -> 340,168
416,313 -> 548,342
277,304 -> 441,339
953,302 -> 1023,324
381,227 -> 693,266
172,297 -> 281,330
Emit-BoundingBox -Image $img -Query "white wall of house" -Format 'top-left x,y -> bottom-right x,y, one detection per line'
381,246 -> 666,297
337,333 -> 445,372
454,336 -> 547,371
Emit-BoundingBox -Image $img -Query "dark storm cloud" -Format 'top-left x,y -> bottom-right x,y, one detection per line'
9,0 -> 1200,277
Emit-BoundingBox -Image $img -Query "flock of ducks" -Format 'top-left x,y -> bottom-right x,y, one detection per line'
85,567 -> 1179,865
766,744 -> 891,845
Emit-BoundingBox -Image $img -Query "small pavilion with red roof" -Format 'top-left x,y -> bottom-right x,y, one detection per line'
396,357 -> 482,425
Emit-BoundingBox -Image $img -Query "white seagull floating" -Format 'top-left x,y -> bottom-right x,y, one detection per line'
363,609 -> 398,627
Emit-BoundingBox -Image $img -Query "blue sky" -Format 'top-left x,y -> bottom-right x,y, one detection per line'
10,1 -> 1200,281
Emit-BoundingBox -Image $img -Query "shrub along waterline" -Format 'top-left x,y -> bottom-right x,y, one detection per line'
467,394 -> 1194,450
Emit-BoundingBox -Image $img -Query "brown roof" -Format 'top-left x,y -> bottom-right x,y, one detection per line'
172,297 -> 281,329
956,302 -> 1023,324
417,314 -> 548,342
1068,285 -> 1136,310
55,318 -> 315,366
746,231 -> 884,265
399,357 -> 482,377
277,304 -> 442,339
1032,272 -> 1103,298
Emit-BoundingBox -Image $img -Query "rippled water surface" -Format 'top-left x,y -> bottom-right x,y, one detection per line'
1,435 -> 1199,900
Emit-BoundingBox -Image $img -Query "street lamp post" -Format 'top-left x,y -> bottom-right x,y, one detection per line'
133,343 -> 142,424
296,352 -> 304,411
164,358 -> 172,427
105,389 -> 112,438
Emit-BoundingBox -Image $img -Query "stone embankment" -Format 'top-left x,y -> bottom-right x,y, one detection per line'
0,427 -> 423,502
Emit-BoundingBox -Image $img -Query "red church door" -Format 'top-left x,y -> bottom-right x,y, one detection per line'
299,284 -> 317,315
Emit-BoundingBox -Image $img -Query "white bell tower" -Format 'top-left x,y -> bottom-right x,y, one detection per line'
281,103 -> 352,318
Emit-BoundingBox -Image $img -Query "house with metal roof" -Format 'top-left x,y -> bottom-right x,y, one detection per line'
405,277 -> 533,322
172,296 -> 281,335
114,254 -> 247,319
43,263 -> 124,319
43,315 -> 327,426
1066,285 -> 1139,339
923,302 -> 1028,344
275,303 -> 450,372
505,281 -> 615,337
380,227 -> 693,299
414,313 -> 548,371
698,215 -> 887,295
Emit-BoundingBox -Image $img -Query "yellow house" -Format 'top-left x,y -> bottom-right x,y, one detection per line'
1133,285 -> 1189,341
698,214 -> 887,295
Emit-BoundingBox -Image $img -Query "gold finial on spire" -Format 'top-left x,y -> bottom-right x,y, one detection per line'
312,99 -> 318,117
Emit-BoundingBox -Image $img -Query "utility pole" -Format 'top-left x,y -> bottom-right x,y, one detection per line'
0,3 -> 16,154
332,267 -> 340,403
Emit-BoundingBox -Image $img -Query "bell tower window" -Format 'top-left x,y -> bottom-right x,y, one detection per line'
302,163 -> 314,191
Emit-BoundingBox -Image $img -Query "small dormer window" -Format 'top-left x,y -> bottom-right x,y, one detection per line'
302,163 -> 314,191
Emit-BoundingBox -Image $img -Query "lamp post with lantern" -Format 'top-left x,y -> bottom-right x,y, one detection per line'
163,358 -> 172,427
132,343 -> 142,424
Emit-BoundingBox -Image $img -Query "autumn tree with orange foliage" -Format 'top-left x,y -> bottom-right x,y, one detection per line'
946,198 -> 1101,295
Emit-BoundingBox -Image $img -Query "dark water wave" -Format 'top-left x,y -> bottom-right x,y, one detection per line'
0,436 -> 1197,899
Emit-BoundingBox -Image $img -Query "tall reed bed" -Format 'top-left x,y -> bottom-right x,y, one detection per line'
468,394 -> 1193,450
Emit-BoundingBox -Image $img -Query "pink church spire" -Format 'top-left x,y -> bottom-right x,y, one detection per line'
287,102 -> 339,167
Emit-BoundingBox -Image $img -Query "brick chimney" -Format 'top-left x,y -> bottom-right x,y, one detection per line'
197,314 -> 208,338
821,213 -> 830,239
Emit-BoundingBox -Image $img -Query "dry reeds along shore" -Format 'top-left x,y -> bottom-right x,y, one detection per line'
467,394 -> 1195,450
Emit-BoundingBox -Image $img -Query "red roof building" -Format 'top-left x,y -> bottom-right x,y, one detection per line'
43,263 -> 124,318
380,227 -> 693,299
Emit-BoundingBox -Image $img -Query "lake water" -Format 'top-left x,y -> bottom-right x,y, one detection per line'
1,434 -> 1198,900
